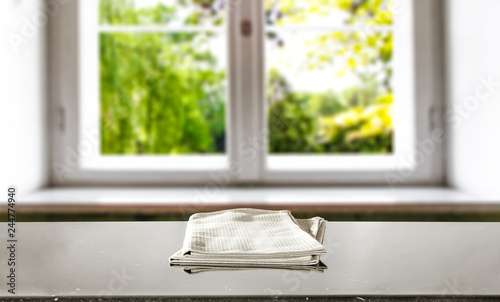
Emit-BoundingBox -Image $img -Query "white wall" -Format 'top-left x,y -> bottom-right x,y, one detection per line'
0,0 -> 48,195
3,0 -> 500,198
446,0 -> 500,199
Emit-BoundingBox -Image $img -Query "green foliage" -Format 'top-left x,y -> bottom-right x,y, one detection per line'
269,94 -> 319,153
266,0 -> 394,26
100,0 -> 224,26
100,0 -> 394,155
269,80 -> 393,154
100,0 -> 176,25
315,94 -> 393,153
100,1 -> 226,154
266,0 -> 394,154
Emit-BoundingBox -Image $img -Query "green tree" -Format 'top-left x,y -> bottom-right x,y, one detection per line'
99,0 -> 394,155
266,0 -> 394,154
100,0 -> 226,154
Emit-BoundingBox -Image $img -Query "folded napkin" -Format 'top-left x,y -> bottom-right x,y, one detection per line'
178,260 -> 328,274
169,209 -> 327,269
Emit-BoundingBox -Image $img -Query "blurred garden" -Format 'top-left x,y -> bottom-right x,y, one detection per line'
99,0 -> 394,155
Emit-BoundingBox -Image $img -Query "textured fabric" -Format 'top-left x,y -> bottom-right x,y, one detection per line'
169,209 -> 327,268
176,261 -> 328,274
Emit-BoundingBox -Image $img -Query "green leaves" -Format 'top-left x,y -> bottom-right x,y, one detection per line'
100,31 -> 226,155
268,84 -> 394,154
266,0 -> 394,154
99,0 -> 394,155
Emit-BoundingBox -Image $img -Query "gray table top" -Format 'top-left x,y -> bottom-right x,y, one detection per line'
1,222 -> 500,299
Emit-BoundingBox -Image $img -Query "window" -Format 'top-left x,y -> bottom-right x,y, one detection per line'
79,0 -> 229,171
262,0 -> 414,172
52,0 -> 441,185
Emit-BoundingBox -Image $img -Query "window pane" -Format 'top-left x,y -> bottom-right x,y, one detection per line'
100,32 -> 227,155
99,0 -> 227,155
99,0 -> 227,26
265,1 -> 393,154
265,0 -> 394,27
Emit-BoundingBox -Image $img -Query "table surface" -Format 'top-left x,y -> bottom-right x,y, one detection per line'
1,222 -> 500,298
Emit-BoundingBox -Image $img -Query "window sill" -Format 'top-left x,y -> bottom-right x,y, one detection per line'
6,187 -> 499,220
14,187 -> 498,209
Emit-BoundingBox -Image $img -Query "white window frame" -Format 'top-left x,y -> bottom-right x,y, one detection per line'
79,0 -> 229,172
254,0 -> 416,181
49,0 -> 444,186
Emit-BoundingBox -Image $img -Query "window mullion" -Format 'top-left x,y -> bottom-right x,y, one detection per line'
229,0 -> 264,184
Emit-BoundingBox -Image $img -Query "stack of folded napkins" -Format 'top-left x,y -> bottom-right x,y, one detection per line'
169,209 -> 327,271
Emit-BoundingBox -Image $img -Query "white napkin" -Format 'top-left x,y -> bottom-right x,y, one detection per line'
169,209 -> 327,268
